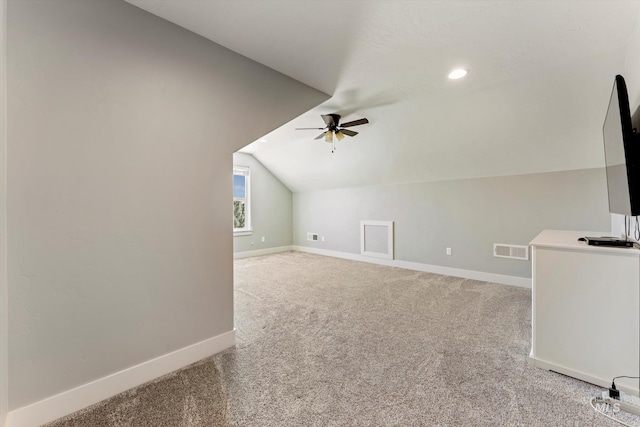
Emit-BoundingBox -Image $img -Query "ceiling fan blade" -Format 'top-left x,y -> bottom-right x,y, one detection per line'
296,127 -> 324,130
325,130 -> 334,143
314,132 -> 326,140
339,129 -> 358,137
321,114 -> 341,126
335,131 -> 345,141
339,118 -> 369,128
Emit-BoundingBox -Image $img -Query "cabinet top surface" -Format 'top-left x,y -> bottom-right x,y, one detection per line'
530,230 -> 640,255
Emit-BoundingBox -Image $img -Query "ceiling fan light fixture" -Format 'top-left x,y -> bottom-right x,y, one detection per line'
448,68 -> 468,80
297,113 -> 369,150
325,131 -> 333,143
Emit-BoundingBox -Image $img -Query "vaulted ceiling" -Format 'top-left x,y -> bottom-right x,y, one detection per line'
126,0 -> 640,192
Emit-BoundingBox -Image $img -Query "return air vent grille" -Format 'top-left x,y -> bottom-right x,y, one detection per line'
493,244 -> 529,261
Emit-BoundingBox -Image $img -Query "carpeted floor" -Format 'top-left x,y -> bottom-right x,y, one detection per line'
47,251 -> 639,426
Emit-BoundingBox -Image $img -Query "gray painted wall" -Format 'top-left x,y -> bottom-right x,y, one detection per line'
293,168 -> 610,279
0,0 -> 7,424
233,153 -> 293,253
7,0 -> 327,410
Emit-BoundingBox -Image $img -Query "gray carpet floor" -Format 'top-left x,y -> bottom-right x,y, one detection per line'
46,251 -> 639,426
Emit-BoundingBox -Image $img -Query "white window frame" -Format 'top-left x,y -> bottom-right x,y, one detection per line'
233,166 -> 252,236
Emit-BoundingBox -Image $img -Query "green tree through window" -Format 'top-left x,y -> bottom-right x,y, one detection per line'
233,167 -> 250,234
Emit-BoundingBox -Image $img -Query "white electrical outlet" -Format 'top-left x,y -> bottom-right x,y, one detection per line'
446,247 -> 452,256
261,236 -> 265,242
321,236 -> 325,242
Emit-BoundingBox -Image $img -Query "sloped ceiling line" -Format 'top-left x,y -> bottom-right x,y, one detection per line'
126,0 -> 640,192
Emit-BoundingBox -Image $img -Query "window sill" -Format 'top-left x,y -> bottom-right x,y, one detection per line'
234,229 -> 253,237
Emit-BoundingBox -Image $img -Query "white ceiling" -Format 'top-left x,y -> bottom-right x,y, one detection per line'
126,0 -> 640,192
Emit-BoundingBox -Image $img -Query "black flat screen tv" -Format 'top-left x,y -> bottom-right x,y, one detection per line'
603,74 -> 640,216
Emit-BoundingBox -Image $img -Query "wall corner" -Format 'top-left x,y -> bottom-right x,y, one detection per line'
0,0 -> 8,424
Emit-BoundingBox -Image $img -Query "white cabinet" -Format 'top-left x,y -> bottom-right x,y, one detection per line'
530,230 -> 639,394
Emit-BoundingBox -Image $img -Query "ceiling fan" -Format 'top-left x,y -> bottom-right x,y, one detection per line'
295,114 -> 369,151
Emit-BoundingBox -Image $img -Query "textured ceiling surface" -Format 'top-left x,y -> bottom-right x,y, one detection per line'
127,0 -> 640,191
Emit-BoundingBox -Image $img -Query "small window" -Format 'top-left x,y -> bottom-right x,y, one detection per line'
233,166 -> 251,235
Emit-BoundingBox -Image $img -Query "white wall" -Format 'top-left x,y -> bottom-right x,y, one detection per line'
233,153 -> 293,254
294,168 -> 610,279
0,0 -> 8,424
7,0 -> 327,415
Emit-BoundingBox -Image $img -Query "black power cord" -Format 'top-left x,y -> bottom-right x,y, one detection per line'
609,376 -> 640,400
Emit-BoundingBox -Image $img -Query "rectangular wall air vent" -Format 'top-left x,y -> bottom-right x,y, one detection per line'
493,244 -> 529,261
307,233 -> 318,242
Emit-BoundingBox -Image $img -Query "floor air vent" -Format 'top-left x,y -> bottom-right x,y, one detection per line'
494,244 -> 529,260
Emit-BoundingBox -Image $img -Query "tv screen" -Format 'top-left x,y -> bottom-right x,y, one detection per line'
603,75 -> 640,216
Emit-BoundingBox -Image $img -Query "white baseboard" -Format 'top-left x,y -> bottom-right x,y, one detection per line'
7,330 -> 235,427
530,355 -> 639,396
234,245 -> 293,259
292,245 -> 531,288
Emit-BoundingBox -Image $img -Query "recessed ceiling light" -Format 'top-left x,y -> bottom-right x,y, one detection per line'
448,68 -> 468,80
258,139 -> 268,143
